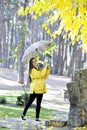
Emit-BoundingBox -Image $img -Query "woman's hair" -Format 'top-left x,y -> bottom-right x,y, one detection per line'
29,57 -> 39,83
29,57 -> 35,83
29,57 -> 35,72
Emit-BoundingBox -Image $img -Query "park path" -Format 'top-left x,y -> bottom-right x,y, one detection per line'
0,69 -> 73,130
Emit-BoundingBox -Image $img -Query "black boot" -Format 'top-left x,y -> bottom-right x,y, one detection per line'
35,118 -> 41,122
21,115 -> 26,120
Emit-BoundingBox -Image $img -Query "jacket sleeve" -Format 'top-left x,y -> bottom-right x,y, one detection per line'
44,68 -> 50,79
30,67 -> 50,79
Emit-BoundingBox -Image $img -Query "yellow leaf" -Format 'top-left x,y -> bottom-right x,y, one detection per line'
83,37 -> 87,44
42,23 -> 47,28
18,7 -> 24,15
52,33 -> 57,39
72,40 -> 75,45
47,29 -> 51,34
76,35 -> 81,42
33,15 -> 37,20
63,34 -> 66,39
25,6 -> 30,15
47,126 -> 53,130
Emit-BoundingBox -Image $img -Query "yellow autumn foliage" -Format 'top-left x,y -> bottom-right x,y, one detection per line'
74,125 -> 87,130
18,0 -> 87,50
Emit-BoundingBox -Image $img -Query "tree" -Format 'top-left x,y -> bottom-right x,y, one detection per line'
17,22 -> 27,84
18,0 -> 87,49
0,0 -> 86,78
0,0 -> 4,64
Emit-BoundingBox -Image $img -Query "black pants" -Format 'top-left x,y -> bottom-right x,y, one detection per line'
23,93 -> 43,118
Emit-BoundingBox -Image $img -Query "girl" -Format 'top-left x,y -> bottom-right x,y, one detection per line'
21,57 -> 50,121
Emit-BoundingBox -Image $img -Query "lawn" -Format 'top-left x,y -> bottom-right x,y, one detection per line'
0,128 -> 10,130
0,105 -> 55,119
0,90 -> 56,120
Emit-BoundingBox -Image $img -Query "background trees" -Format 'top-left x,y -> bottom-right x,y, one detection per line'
18,0 -> 87,75
0,0 -> 87,84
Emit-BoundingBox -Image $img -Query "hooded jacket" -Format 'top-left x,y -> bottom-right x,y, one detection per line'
29,67 -> 50,94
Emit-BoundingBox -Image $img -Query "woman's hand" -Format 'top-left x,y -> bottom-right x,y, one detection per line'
43,62 -> 50,69
47,65 -> 50,69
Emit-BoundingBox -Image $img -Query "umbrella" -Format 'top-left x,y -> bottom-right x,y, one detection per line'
22,40 -> 54,63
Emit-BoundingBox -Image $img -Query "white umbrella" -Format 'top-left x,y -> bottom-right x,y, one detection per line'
22,40 -> 54,63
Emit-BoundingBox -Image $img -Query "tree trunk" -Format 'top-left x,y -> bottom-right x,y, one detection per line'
0,0 -> 3,46
67,44 -> 77,76
17,30 -> 25,84
0,0 -> 4,66
18,45 -> 24,84
58,45 -> 64,75
2,20 -> 7,68
18,63 -> 24,84
51,50 -> 58,74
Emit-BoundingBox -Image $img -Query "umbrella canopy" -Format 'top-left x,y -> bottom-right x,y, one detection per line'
22,40 -> 54,63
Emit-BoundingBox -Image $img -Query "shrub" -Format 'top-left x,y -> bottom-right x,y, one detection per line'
0,97 -> 7,104
16,93 -> 29,106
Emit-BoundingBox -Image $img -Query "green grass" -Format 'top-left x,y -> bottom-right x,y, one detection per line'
0,90 -> 57,120
0,105 -> 55,119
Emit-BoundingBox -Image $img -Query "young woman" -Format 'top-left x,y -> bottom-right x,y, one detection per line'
21,57 -> 50,121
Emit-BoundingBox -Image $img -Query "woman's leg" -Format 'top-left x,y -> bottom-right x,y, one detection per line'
22,93 -> 36,116
36,94 -> 43,119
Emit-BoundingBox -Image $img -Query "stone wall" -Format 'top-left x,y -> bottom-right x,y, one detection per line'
67,69 -> 87,127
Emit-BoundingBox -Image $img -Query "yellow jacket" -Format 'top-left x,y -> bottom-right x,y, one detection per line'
29,67 -> 50,94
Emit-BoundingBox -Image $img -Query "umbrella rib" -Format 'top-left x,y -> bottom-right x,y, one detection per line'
36,48 -> 43,54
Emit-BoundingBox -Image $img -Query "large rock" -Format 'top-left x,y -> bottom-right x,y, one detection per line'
67,69 -> 87,127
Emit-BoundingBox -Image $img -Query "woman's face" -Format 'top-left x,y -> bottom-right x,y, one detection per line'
32,58 -> 38,68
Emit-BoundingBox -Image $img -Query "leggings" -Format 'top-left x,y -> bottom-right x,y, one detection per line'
23,93 -> 43,118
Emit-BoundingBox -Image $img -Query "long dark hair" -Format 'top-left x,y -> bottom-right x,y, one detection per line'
29,57 -> 35,72
29,57 -> 39,83
29,57 -> 35,83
